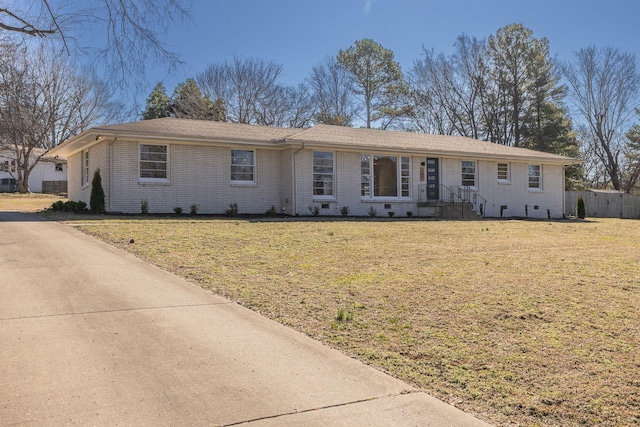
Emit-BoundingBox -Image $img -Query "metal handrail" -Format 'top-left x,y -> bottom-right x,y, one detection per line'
417,184 -> 487,218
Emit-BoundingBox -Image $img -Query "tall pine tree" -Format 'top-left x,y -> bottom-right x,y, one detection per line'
142,82 -> 171,120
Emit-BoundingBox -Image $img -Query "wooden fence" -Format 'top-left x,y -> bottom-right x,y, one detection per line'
42,180 -> 68,195
565,191 -> 640,218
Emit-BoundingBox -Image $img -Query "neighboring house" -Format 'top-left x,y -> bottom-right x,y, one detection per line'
0,146 -> 68,193
47,118 -> 581,218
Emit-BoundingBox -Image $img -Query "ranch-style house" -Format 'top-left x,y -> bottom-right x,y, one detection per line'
47,118 -> 581,219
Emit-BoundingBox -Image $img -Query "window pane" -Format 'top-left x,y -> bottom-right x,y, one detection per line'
462,160 -> 476,187
361,154 -> 370,196
231,150 -> 254,181
401,157 -> 410,197
139,145 -> 167,179
529,165 -> 541,189
313,152 -> 334,196
498,163 -> 509,181
374,156 -> 397,197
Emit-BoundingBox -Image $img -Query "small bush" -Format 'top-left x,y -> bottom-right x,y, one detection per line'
224,203 -> 238,217
340,206 -> 350,217
368,206 -> 377,217
173,206 -> 183,215
577,196 -> 586,219
90,169 -> 106,214
63,200 -> 77,212
388,211 -> 395,218
406,211 -> 413,218
190,204 -> 198,215
265,205 -> 277,217
140,198 -> 149,214
75,201 -> 87,212
51,200 -> 64,211
308,205 -> 320,216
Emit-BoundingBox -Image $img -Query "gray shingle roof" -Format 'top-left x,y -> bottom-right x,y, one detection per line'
50,118 -> 581,165
286,124 -> 577,163
95,117 -> 295,142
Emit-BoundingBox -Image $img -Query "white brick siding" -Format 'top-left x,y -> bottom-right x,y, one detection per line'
66,140 -> 567,218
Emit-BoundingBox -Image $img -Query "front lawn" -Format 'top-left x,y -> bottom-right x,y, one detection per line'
0,193 -> 66,212
47,214 -> 640,426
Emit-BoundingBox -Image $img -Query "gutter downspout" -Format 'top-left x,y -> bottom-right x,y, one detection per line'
291,142 -> 305,216
562,164 -> 567,218
108,136 -> 118,212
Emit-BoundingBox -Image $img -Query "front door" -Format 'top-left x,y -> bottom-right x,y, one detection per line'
426,158 -> 439,200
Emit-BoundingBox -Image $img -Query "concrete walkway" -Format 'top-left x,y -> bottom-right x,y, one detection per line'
0,212 -> 492,426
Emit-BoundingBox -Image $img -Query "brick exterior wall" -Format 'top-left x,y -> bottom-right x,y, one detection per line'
66,140 -> 567,218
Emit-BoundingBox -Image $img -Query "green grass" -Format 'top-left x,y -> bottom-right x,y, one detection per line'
41,212 -> 640,426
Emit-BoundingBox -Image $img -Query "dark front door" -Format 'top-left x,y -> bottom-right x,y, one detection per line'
426,158 -> 439,200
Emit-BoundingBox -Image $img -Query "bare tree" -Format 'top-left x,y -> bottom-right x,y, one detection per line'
309,56 -> 358,126
410,36 -> 494,138
563,46 -> 640,191
0,44 -> 118,192
196,57 -> 289,126
0,1 -> 191,91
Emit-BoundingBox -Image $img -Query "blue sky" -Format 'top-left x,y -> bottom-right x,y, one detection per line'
146,0 -> 639,97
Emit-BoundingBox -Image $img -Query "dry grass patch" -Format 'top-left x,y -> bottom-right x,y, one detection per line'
0,193 -> 66,212
51,214 -> 640,427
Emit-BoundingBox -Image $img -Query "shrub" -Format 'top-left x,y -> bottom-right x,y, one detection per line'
368,206 -> 377,217
173,206 -> 183,215
140,198 -> 149,214
308,205 -> 320,216
265,205 -> 277,217
63,200 -> 77,212
90,169 -> 106,214
577,196 -> 586,219
406,211 -> 413,218
75,201 -> 87,212
388,211 -> 395,218
190,204 -> 198,215
51,200 -> 64,211
224,203 -> 238,217
340,206 -> 350,217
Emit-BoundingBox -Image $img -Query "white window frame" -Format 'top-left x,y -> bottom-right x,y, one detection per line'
230,149 -> 255,184
312,151 -> 335,199
81,150 -> 89,187
528,164 -> 542,191
497,162 -> 510,183
360,154 -> 411,199
461,160 -> 477,188
55,163 -> 64,172
139,143 -> 169,183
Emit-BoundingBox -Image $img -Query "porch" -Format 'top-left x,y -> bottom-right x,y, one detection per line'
417,184 -> 487,219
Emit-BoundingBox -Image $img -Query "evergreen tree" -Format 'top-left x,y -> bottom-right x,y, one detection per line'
142,82 -> 171,120
90,168 -> 106,214
171,78 -> 225,121
337,38 -> 407,128
486,24 -> 552,147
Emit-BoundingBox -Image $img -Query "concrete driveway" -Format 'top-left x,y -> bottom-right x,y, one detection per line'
0,211 -> 492,426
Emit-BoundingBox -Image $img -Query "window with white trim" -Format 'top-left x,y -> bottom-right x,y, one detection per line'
528,164 -> 542,190
461,160 -> 476,187
313,151 -> 334,197
231,149 -> 254,183
139,144 -> 168,181
497,162 -> 510,182
55,163 -> 64,172
82,150 -> 89,186
360,154 -> 411,198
